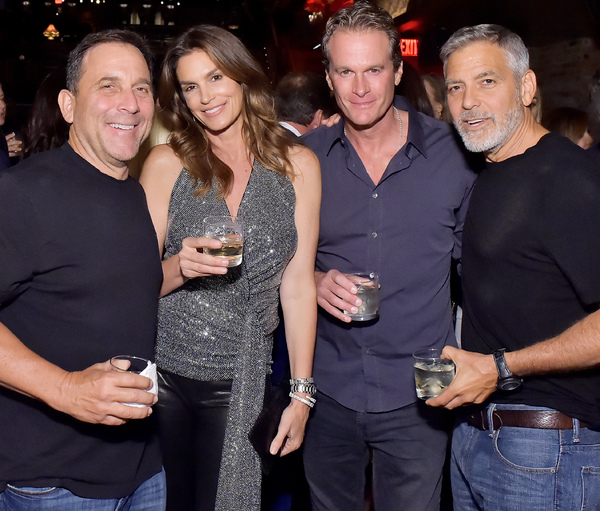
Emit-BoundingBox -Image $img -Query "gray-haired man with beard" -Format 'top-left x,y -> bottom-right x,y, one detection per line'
428,24 -> 600,510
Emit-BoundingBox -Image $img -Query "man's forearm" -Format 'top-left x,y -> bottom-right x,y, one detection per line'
0,321 -> 68,404
506,308 -> 600,376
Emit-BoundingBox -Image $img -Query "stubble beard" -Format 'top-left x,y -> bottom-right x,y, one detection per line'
455,100 -> 524,154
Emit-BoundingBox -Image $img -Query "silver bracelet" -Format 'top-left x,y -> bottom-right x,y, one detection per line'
290,377 -> 314,385
290,382 -> 317,395
289,392 -> 316,408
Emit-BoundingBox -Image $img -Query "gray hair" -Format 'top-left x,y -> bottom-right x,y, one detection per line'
440,24 -> 529,81
66,29 -> 153,93
322,1 -> 402,72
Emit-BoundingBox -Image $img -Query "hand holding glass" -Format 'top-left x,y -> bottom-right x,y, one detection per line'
413,348 -> 455,399
203,215 -> 244,268
110,355 -> 157,407
343,272 -> 380,321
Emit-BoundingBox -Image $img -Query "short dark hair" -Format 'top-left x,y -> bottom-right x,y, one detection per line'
274,72 -> 332,125
322,1 -> 402,73
544,107 -> 589,144
66,29 -> 153,93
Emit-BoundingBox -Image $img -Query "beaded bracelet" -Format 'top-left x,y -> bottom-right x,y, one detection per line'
289,392 -> 316,408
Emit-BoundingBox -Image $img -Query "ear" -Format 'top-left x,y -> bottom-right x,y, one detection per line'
520,70 -> 537,108
394,61 -> 404,87
325,70 -> 333,91
58,89 -> 75,124
310,109 -> 324,129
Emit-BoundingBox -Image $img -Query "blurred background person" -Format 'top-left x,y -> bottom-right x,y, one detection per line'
529,85 -> 543,124
587,69 -> 600,160
395,61 -> 435,117
422,73 -> 453,123
139,25 -> 320,511
274,71 -> 334,137
544,106 -> 594,149
22,70 -> 70,159
0,82 -> 23,170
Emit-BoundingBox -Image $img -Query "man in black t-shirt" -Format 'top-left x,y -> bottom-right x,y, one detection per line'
0,30 -> 165,509
427,24 -> 600,510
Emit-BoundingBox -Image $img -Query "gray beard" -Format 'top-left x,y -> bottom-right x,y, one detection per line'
455,104 -> 523,154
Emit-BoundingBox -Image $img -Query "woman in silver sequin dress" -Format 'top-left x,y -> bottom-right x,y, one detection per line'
139,25 -> 320,511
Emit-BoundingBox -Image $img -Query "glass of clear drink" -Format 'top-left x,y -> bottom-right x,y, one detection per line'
203,215 -> 244,268
343,272 -> 380,321
413,348 -> 455,399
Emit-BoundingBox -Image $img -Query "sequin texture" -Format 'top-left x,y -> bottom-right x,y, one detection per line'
156,160 -> 297,510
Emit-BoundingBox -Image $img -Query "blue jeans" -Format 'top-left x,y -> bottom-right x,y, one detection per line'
0,469 -> 166,511
452,404 -> 600,511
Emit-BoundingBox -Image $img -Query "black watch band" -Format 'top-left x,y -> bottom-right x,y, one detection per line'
493,349 -> 522,391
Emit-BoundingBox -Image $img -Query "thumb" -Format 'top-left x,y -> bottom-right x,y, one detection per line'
269,425 -> 288,455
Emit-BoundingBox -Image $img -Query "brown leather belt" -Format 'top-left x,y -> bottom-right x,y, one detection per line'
466,409 -> 588,430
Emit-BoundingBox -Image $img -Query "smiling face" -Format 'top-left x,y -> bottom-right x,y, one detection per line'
325,29 -> 402,130
445,41 -> 526,155
176,50 -> 244,138
58,42 -> 154,178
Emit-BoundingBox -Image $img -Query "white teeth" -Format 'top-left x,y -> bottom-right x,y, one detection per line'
204,106 -> 221,114
109,123 -> 135,130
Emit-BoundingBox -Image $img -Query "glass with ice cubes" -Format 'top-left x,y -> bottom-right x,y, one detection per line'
343,272 -> 379,321
413,348 -> 455,399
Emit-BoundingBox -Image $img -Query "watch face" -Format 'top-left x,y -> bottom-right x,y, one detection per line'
499,378 -> 522,391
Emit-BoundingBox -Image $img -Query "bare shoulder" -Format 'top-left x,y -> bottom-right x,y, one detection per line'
140,143 -> 183,188
287,144 -> 320,182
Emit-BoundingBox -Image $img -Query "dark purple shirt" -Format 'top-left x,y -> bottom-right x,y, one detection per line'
303,97 -> 479,412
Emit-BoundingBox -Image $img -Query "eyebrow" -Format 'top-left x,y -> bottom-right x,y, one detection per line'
333,63 -> 386,72
179,67 -> 221,87
446,69 -> 503,86
474,70 -> 502,80
97,76 -> 152,87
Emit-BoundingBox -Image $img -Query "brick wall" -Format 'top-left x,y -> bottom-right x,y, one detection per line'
530,38 -> 600,137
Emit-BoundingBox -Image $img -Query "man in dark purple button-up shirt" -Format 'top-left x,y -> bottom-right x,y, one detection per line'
301,3 -> 479,511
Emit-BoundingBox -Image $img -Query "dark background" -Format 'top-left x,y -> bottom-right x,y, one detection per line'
1,0 -> 599,138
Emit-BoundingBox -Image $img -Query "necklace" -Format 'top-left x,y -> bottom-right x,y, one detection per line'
344,106 -> 404,149
394,107 -> 403,149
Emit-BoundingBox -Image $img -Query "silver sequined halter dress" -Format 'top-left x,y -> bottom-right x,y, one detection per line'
156,160 -> 297,510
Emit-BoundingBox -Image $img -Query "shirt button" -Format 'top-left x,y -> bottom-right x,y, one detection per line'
371,232 -> 377,238
372,193 -> 378,199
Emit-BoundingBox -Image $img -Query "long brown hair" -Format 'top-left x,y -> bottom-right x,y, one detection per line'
159,25 -> 295,198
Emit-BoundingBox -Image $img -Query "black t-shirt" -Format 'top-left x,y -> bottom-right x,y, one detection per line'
0,144 -> 163,498
462,133 -> 600,427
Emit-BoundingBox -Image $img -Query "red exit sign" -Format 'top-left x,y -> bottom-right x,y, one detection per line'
401,39 -> 418,57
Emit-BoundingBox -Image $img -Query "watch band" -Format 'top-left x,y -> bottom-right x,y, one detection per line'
290,382 -> 317,395
493,349 -> 522,391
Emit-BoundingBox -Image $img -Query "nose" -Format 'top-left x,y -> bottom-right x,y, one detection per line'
198,84 -> 214,105
461,85 -> 479,111
353,73 -> 370,97
118,88 -> 141,114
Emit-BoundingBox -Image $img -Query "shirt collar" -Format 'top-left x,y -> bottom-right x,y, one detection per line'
322,96 -> 429,159
279,121 -> 302,138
